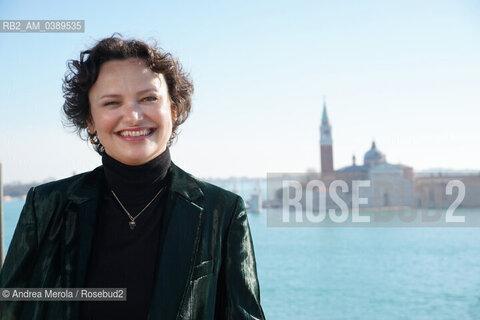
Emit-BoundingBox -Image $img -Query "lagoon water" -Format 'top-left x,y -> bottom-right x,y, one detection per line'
3,199 -> 480,319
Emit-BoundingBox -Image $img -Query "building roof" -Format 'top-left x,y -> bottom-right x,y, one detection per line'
337,164 -> 369,173
364,141 -> 386,166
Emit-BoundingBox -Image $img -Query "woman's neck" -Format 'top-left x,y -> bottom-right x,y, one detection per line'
102,149 -> 171,205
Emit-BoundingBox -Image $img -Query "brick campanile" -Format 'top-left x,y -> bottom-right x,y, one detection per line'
320,99 -> 334,176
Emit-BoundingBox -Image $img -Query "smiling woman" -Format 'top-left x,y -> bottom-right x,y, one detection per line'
0,35 -> 265,320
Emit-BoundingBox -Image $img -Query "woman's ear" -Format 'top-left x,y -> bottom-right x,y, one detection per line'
87,116 -> 96,134
171,103 -> 178,123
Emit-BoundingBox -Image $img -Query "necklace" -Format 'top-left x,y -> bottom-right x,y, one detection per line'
111,186 -> 166,230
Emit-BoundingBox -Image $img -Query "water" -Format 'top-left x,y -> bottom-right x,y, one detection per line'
3,199 -> 480,319
249,211 -> 480,319
3,199 -> 25,250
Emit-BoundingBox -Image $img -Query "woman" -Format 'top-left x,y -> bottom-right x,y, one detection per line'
0,35 -> 265,320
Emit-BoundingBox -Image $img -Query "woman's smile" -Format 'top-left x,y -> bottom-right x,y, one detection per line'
116,127 -> 156,140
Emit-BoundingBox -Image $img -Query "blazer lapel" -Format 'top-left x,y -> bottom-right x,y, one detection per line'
148,163 -> 205,319
72,196 -> 101,289
67,168 -> 103,293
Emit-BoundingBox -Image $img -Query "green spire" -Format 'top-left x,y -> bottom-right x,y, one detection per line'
321,96 -> 329,124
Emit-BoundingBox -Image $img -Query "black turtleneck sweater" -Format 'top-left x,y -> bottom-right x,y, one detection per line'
79,149 -> 171,320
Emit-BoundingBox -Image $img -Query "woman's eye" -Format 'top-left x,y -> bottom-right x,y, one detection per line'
142,96 -> 158,102
104,101 -> 118,106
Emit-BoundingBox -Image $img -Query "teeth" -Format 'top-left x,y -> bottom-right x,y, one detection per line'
119,129 -> 152,137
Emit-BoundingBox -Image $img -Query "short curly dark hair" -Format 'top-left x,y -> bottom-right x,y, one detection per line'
62,34 -> 194,154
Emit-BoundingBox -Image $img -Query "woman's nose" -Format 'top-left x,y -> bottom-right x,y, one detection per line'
123,100 -> 143,123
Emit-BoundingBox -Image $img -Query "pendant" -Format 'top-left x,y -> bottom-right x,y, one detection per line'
129,221 -> 136,230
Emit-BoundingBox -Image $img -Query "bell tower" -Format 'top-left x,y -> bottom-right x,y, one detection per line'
320,98 -> 334,177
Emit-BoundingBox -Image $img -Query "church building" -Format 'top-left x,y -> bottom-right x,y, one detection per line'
319,102 -> 414,209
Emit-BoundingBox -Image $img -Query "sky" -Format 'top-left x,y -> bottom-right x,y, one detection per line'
0,0 -> 479,183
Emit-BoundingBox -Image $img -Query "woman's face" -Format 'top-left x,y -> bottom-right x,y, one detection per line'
87,58 -> 175,165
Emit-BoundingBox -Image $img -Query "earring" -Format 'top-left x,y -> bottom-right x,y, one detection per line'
89,131 -> 97,144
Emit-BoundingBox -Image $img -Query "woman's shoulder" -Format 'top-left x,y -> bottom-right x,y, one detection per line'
15,167 -> 104,232
171,163 -> 240,200
170,163 -> 245,217
31,166 -> 104,200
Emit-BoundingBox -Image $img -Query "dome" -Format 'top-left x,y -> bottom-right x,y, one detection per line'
364,141 -> 386,166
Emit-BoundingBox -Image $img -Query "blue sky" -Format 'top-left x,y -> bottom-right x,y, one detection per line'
0,0 -> 479,183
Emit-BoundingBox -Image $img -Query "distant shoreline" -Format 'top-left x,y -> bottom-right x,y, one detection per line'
3,195 -> 26,203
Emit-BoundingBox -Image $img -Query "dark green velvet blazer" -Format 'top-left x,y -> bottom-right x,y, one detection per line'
0,163 -> 265,319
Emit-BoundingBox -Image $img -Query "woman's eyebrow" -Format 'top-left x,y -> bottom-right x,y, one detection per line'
136,88 -> 158,95
99,94 -> 121,100
98,88 -> 158,100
